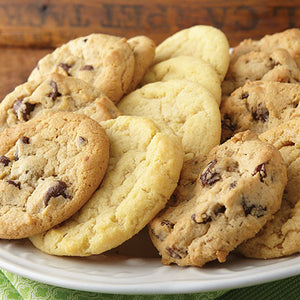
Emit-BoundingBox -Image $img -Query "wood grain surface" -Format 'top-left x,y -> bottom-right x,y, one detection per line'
0,47 -> 51,100
0,0 -> 299,48
0,0 -> 299,100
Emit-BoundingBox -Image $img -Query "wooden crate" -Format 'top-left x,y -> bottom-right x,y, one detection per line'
0,0 -> 299,99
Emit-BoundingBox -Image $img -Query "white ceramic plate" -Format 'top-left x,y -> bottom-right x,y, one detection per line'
0,228 -> 300,295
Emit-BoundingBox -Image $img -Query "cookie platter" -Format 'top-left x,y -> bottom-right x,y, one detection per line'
0,234 -> 299,294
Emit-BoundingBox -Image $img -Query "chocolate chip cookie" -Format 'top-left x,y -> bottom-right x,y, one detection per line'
222,48 -> 300,96
0,112 -> 109,239
221,80 -> 300,142
29,116 -> 183,256
231,28 -> 300,68
149,131 -> 287,267
28,33 -> 135,103
0,73 -> 121,132
238,119 -> 300,259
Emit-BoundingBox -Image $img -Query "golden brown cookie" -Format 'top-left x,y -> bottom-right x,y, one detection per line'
29,116 -> 183,256
221,80 -> 300,142
0,73 -> 121,132
28,33 -> 135,103
238,119 -> 300,259
0,112 -> 109,239
149,131 -> 287,267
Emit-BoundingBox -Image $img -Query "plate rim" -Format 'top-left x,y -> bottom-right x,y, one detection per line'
0,239 -> 300,295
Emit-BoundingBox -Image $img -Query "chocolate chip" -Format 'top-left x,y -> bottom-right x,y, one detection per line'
252,163 -> 267,182
83,38 -> 88,42
215,205 -> 226,215
78,136 -> 87,145
6,180 -> 21,189
200,159 -> 221,186
44,180 -> 71,206
241,93 -> 249,99
21,136 -> 30,144
13,98 -> 35,121
222,114 -> 237,133
150,228 -> 163,241
166,247 -> 182,259
229,181 -> 237,189
161,219 -> 175,229
242,196 -> 266,217
47,80 -> 61,101
0,156 -> 10,166
80,65 -> 94,71
252,103 -> 269,122
57,63 -> 71,75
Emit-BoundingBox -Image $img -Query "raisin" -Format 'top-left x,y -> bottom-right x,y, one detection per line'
200,159 -> 221,186
242,197 -> 266,217
222,114 -> 237,132
21,136 -> 30,144
252,163 -> 267,182
166,247 -> 182,259
252,103 -> 269,122
57,63 -> 71,75
229,181 -> 237,189
78,136 -> 87,145
47,80 -> 61,101
0,156 -> 10,166
214,205 -> 226,215
241,92 -> 249,99
80,65 -> 94,71
6,180 -> 21,189
44,180 -> 71,206
13,98 -> 35,121
161,219 -> 175,229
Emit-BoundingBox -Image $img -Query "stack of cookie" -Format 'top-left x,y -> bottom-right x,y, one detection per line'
0,32 -> 184,258
0,26 -> 296,269
219,29 -> 300,261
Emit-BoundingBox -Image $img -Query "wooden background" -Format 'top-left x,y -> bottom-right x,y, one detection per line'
1,0 -> 300,100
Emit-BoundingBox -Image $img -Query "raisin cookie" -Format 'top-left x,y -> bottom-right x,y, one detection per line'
222,48 -> 300,96
0,73 -> 121,132
230,28 -> 300,68
29,116 -> 183,256
149,131 -> 287,267
153,25 -> 230,81
0,112 -> 109,239
126,35 -> 156,92
28,33 -> 135,103
221,80 -> 300,142
142,56 -> 222,105
118,79 -> 221,161
238,119 -> 300,259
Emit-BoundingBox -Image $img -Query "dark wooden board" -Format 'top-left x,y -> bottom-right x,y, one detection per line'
0,0 -> 299,48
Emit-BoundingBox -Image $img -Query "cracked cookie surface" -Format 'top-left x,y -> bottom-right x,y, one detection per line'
149,131 -> 287,267
29,115 -> 183,256
222,48 -> 300,96
0,112 -> 109,239
238,119 -> 300,259
0,73 -> 121,132
221,80 -> 300,142
28,33 -> 135,103
142,55 -> 222,105
118,79 -> 221,161
230,28 -> 300,68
